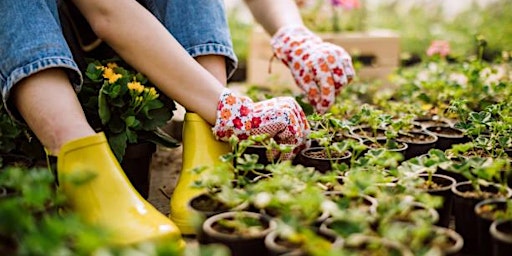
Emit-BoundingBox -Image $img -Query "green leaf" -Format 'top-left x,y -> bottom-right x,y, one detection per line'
108,132 -> 127,162
85,62 -> 103,82
142,129 -> 180,148
98,83 -> 111,125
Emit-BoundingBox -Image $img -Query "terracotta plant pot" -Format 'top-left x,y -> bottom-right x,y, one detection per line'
417,173 -> 456,228
490,219 -> 512,256
202,211 -> 276,256
451,181 -> 512,255
426,125 -> 468,151
296,147 -> 351,173
120,142 -> 156,199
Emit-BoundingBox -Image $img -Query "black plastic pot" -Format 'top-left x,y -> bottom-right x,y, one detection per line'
335,234 -> 414,256
452,181 -> 511,255
414,117 -> 452,129
265,228 -> 342,256
202,211 -> 276,256
474,198 -> 508,256
362,139 -> 408,158
426,125 -> 468,151
189,193 -> 249,242
120,142 -> 156,199
397,131 -> 438,160
427,226 -> 464,255
490,219 -> 512,256
418,173 -> 456,228
350,125 -> 387,142
296,147 -> 351,173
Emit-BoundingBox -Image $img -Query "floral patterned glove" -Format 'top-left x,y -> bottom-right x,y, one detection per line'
212,88 -> 310,159
271,25 -> 355,113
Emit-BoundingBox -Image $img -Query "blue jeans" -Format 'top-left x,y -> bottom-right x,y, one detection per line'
0,0 -> 237,119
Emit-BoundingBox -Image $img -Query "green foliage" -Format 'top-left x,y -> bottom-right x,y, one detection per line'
0,103 -> 44,167
82,59 -> 179,161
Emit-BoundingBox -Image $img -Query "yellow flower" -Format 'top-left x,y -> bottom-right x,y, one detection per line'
95,65 -> 105,71
103,67 -> 122,84
106,62 -> 118,69
127,80 -> 145,94
145,87 -> 159,100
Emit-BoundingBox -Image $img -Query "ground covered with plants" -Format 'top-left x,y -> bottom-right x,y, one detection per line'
2,5 -> 512,254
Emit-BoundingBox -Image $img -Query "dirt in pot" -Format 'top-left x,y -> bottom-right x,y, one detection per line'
303,148 -> 350,159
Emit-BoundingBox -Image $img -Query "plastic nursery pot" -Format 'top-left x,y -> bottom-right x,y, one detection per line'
120,142 -> 156,199
387,221 -> 463,256
417,173 -> 456,228
296,147 -> 351,173
188,193 -> 249,242
362,139 -> 408,160
323,191 -> 379,217
426,125 -> 469,151
334,234 -> 414,256
474,198 -> 508,256
414,117 -> 452,129
424,226 -> 464,256
490,219 -> 512,256
265,228 -> 343,256
390,201 -> 440,225
396,131 -> 438,160
451,181 -> 512,255
201,211 -> 276,256
435,156 -> 469,184
350,125 -> 387,142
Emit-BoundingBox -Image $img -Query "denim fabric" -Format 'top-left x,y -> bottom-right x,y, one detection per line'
0,0 -> 237,120
0,0 -> 82,119
143,0 -> 238,78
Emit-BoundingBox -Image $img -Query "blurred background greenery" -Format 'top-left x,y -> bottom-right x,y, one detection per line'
226,0 -> 512,65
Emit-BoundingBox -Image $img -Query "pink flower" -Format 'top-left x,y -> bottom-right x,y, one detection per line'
426,40 -> 451,58
330,0 -> 360,10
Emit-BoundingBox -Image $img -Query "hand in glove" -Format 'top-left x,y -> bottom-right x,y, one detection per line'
271,26 -> 355,113
212,88 -> 310,159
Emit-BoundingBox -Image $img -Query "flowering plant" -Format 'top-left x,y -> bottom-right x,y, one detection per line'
297,0 -> 364,32
81,59 -> 178,161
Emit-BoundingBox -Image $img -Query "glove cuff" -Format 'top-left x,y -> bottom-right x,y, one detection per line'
212,88 -> 254,141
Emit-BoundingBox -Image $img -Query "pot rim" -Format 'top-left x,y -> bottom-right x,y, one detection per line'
202,211 -> 276,241
425,126 -> 465,139
344,234 -> 414,256
397,131 -> 439,145
300,147 -> 352,161
417,173 -> 456,192
490,219 -> 512,243
474,198 -> 508,220
451,181 -> 512,199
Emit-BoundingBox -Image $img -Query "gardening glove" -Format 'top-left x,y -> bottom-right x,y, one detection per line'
271,25 -> 355,113
212,88 -> 310,160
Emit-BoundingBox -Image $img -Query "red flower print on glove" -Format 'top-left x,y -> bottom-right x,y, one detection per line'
271,26 -> 355,113
212,88 -> 310,160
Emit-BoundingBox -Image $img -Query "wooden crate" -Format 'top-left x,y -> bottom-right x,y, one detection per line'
247,26 -> 401,91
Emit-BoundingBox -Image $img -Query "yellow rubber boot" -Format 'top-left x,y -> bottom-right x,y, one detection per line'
57,132 -> 184,247
169,113 -> 230,235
